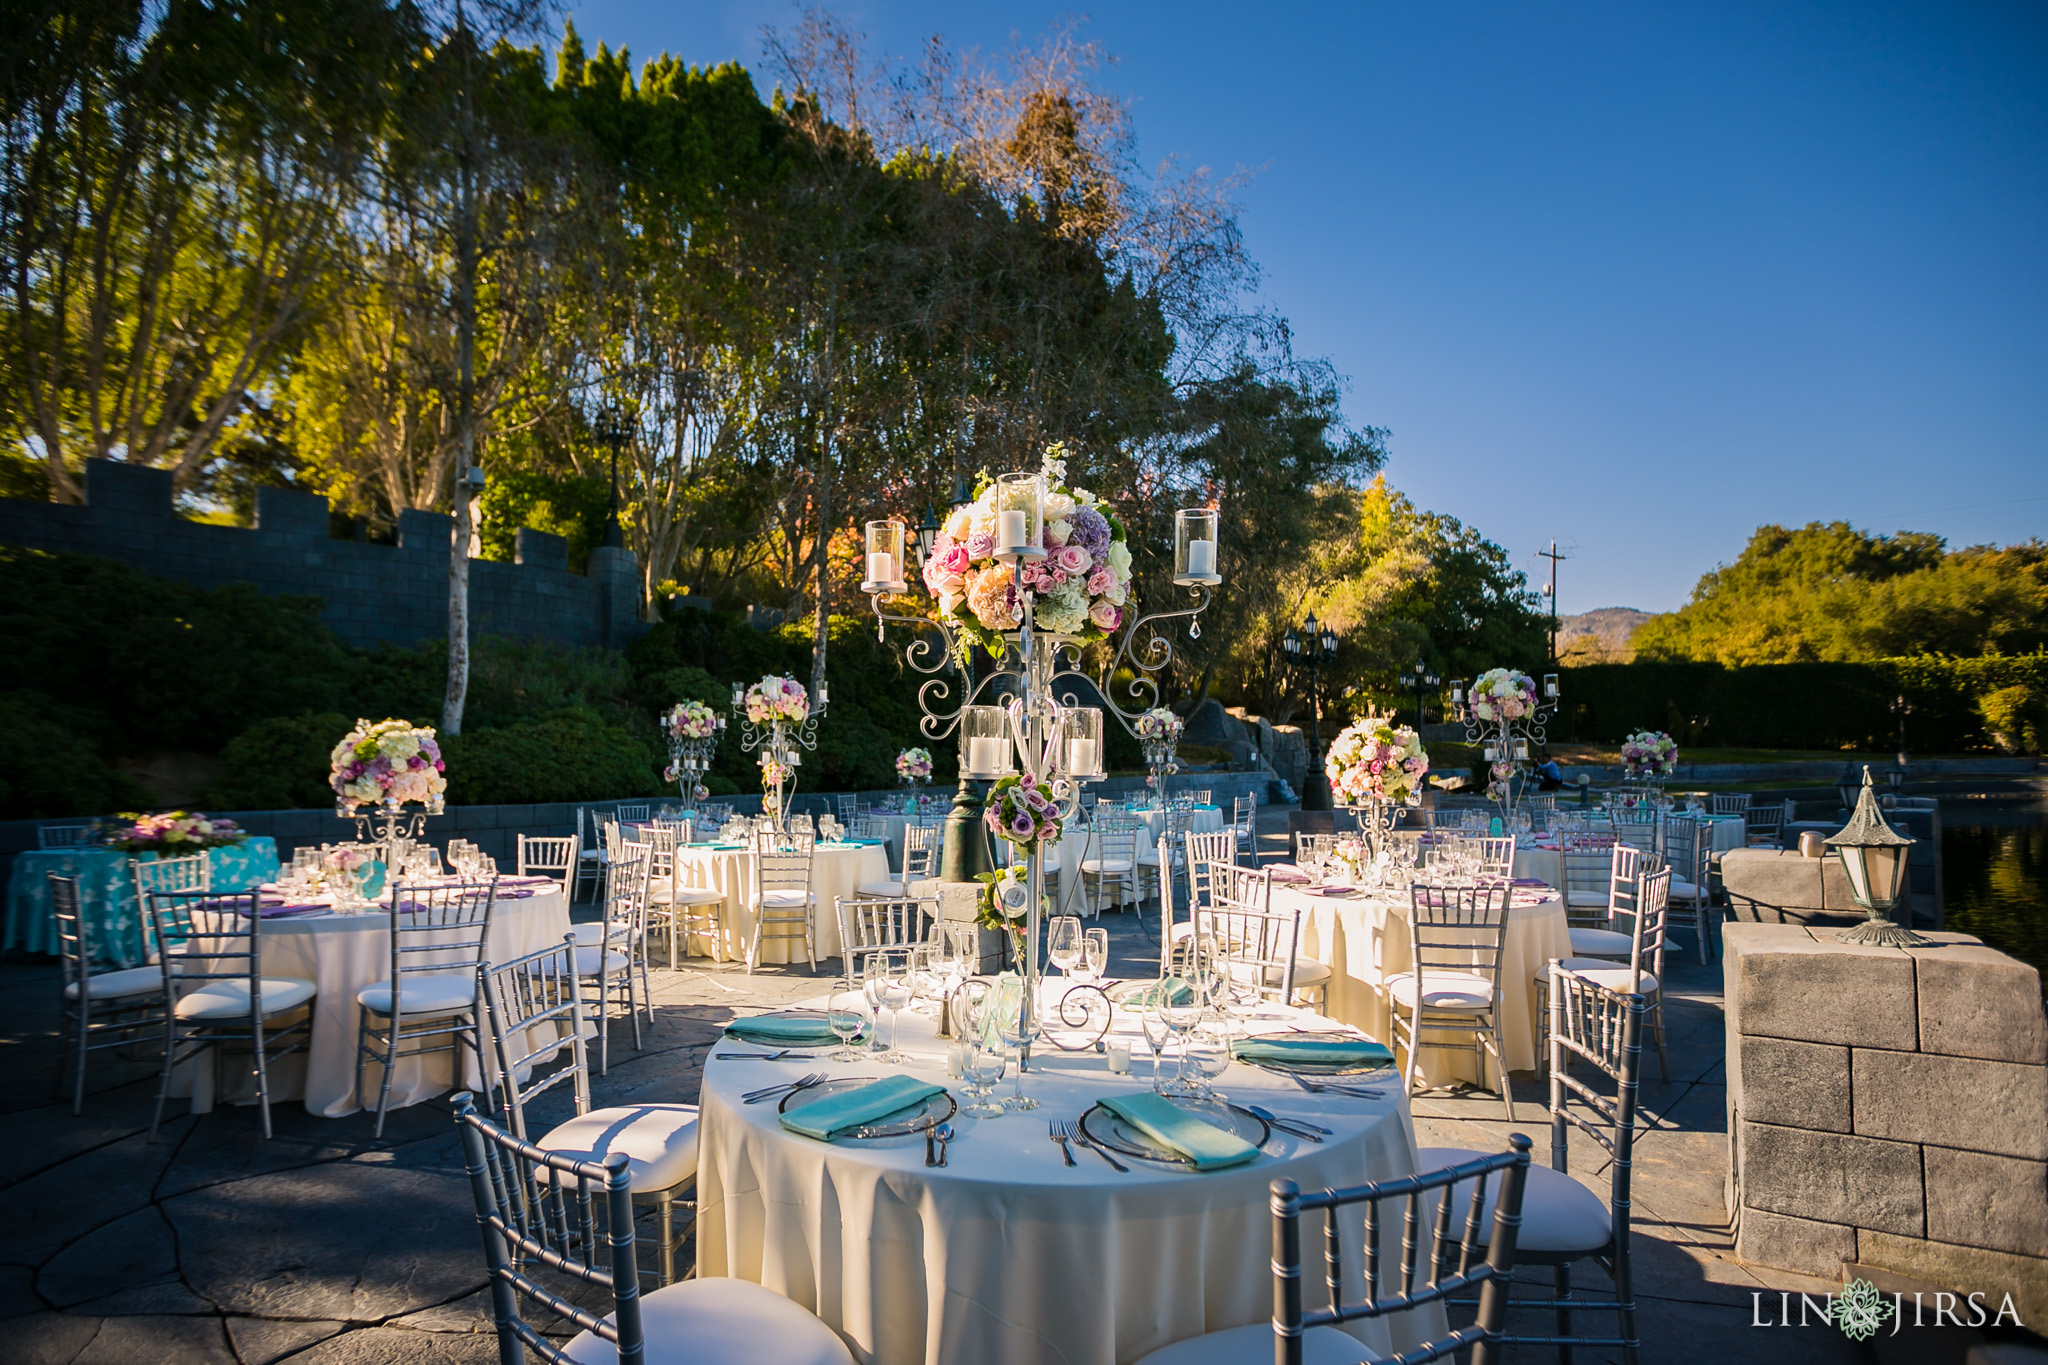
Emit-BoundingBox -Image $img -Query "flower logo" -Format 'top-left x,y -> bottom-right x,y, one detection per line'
1831,1279 -> 1895,1341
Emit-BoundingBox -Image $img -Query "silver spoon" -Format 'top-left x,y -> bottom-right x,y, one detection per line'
932,1122 -> 954,1167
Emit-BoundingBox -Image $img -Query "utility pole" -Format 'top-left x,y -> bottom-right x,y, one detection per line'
1538,540 -> 1568,668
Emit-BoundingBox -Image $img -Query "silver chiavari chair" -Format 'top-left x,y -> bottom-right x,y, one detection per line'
573,806 -> 607,902
1391,881 -> 1515,1121
615,802 -> 652,824
1194,864 -> 1330,1012
38,822 -> 95,850
1077,814 -> 1140,919
746,844 -> 817,973
451,1095 -> 854,1364
1540,868 -> 1670,1081
1711,792 -> 1751,817
578,850 -> 650,1074
515,834 -> 578,893
1475,836 -> 1516,879
147,889 -> 317,1141
134,852 -> 210,959
355,877 -> 498,1136
1745,798 -> 1790,847
1134,1138 -> 1533,1365
479,938 -> 702,1287
1417,970 -> 1649,1364
53,873 -> 164,1115
1662,814 -> 1715,963
1169,829 -> 1237,976
835,895 -> 938,978
857,822 -> 938,900
1229,794 -> 1257,864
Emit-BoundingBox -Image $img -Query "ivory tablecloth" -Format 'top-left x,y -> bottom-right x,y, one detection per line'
671,842 -> 890,966
697,998 -> 1439,1365
1513,814 -> 1746,888
180,885 -> 570,1117
1283,885 -> 1569,1083
1132,802 -> 1226,844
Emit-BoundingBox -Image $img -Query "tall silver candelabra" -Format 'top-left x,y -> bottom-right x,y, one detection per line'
861,496 -> 1219,1071
729,687 -> 826,831
1448,673 -> 1560,825
339,794 -> 443,871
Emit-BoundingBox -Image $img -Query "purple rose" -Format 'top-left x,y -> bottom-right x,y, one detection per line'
966,528 -> 996,560
1009,811 -> 1037,839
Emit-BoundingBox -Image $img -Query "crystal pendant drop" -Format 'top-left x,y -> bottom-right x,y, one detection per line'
1188,618 -> 1201,639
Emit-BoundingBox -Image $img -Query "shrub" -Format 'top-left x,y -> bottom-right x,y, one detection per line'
442,707 -> 663,805
200,712 -> 354,811
1978,685 -> 2047,755
0,690 -> 151,819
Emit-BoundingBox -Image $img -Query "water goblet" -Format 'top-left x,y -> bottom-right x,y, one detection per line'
1185,1027 -> 1232,1101
827,981 -> 870,1061
961,1041 -> 1007,1118
1047,916 -> 1082,977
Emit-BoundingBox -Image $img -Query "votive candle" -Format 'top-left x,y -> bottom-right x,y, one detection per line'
1185,538 -> 1216,577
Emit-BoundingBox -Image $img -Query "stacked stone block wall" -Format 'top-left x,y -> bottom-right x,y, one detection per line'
1725,923 -> 2048,1323
0,458 -> 645,651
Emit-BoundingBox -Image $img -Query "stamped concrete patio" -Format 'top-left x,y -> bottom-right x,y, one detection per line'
0,816 -> 1980,1364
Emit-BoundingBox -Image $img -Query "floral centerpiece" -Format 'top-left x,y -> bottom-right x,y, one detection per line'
742,676 -> 808,725
761,757 -> 792,791
920,443 -> 1135,655
330,718 -> 447,812
984,771 -> 1063,849
1325,717 -> 1430,807
663,699 -> 719,740
662,766 -> 711,802
1134,707 -> 1183,744
895,747 -> 933,783
1621,729 -> 1679,779
1467,668 -> 1539,722
100,811 -> 247,854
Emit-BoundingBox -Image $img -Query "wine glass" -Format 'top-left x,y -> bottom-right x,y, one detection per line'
1072,928 -> 1108,986
876,954 -> 912,1062
1047,916 -> 1082,977
1159,981 -> 1207,1096
993,997 -> 1038,1112
827,980 -> 870,1061
1140,1010 -> 1173,1092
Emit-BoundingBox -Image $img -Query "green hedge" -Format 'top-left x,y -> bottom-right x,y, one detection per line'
1558,655 -> 2048,751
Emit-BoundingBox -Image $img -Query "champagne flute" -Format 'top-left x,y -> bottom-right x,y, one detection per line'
1140,1010 -> 1172,1092
877,954 -> 912,1063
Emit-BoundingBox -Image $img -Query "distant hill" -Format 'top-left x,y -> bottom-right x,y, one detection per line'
1557,607 -> 1652,663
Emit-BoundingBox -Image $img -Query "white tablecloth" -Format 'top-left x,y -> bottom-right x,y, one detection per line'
180,885 -> 571,1117
672,842 -> 891,965
698,996 -> 1439,1365
1284,885 -> 1569,1084
1513,814 -> 1746,888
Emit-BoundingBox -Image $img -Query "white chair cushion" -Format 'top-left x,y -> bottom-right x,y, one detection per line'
664,887 -> 726,907
754,889 -> 814,908
1136,850 -> 1163,866
65,966 -> 162,1001
1565,890 -> 1609,908
357,973 -> 475,1016
568,922 -> 628,947
174,977 -> 316,1021
1293,957 -> 1333,987
1079,859 -> 1134,875
1555,960 -> 1658,995
565,1276 -> 855,1365
538,1104 -> 700,1193
1385,971 -> 1495,1011
1670,878 -> 1704,900
1568,926 -> 1635,957
579,849 -> 605,861
1134,1321 -> 1382,1365
856,880 -> 911,899
1416,1147 -> 1612,1254
574,946 -> 632,976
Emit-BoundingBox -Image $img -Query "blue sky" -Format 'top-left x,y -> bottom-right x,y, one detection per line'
564,1 -> 2048,613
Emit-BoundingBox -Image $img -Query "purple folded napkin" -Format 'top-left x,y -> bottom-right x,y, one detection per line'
1265,863 -> 1311,884
1509,877 -> 1550,888
495,887 -> 535,899
496,875 -> 554,886
1312,885 -> 1356,897
235,901 -> 330,917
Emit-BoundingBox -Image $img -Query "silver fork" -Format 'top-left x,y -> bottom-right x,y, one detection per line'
1055,1118 -> 1127,1172
1287,1073 -> 1384,1099
743,1070 -> 825,1103
1047,1120 -> 1077,1167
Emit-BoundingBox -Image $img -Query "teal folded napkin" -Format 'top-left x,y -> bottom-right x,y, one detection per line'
1099,1092 -> 1258,1171
1120,977 -> 1195,1009
725,1014 -> 843,1047
778,1075 -> 943,1141
1229,1036 -> 1394,1068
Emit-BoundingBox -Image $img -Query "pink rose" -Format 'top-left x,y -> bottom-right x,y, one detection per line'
1089,600 -> 1120,631
1086,566 -> 1115,595
1055,544 -> 1091,576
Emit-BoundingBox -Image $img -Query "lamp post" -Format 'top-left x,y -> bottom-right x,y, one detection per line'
594,406 -> 629,550
1890,694 -> 1913,783
1826,765 -> 1927,947
1283,611 -> 1340,811
1398,658 -> 1440,730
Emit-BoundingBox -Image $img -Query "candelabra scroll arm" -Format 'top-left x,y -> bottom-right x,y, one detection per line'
869,597 -> 963,677
914,667 -> 1016,742
1093,585 -> 1212,737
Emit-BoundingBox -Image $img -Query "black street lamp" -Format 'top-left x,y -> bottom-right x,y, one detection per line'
914,504 -> 942,567
594,406 -> 630,550
1398,658 -> 1440,729
1890,694 -> 1913,770
1283,610 -> 1341,810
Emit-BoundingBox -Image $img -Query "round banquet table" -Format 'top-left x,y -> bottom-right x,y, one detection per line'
1133,802 -> 1226,845
6,838 -> 281,967
1512,812 -> 1747,889
698,994 -> 1442,1365
175,879 -> 570,1117
671,841 -> 891,965
1282,883 -> 1570,1085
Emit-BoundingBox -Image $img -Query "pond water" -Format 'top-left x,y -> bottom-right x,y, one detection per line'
1940,794 -> 2048,992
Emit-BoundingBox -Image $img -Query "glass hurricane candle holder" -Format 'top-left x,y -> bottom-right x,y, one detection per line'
1174,507 -> 1222,585
993,472 -> 1045,560
1060,707 -> 1106,781
863,519 -> 907,593
961,705 -> 1015,778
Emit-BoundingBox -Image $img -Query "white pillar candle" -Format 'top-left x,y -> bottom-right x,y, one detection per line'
1067,738 -> 1096,774
999,509 -> 1028,549
1185,538 -> 1216,576
1484,745 -> 1498,762
866,551 -> 896,584
1514,740 -> 1529,760
969,736 -> 1004,774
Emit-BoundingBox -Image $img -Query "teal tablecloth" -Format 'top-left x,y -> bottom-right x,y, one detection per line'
5,839 -> 280,967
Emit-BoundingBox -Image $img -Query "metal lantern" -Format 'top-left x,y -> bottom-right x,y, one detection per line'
1834,763 -> 1864,818
1824,766 -> 1928,948
914,505 -> 942,565
1173,507 -> 1221,586
862,519 -> 908,594
960,705 -> 1014,779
